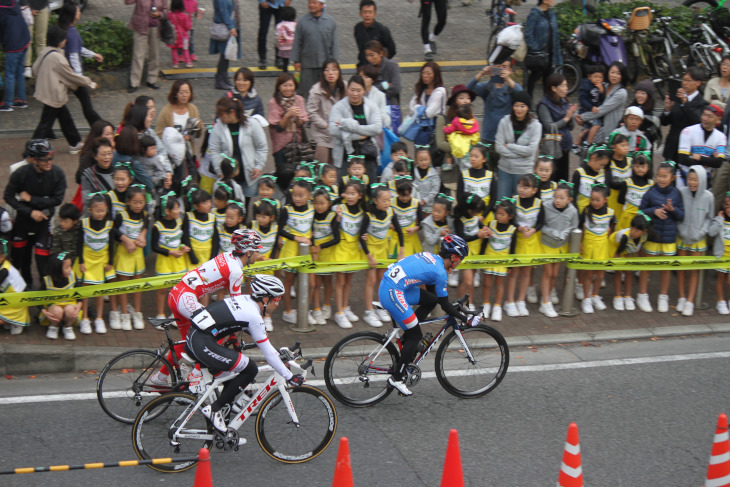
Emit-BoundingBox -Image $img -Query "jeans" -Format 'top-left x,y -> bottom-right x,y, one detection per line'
4,49 -> 27,105
257,5 -> 281,61
496,169 -> 523,201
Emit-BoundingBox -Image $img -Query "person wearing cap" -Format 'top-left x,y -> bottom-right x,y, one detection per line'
467,59 -> 523,150
495,90 -> 542,200
677,104 -> 726,187
661,67 -> 709,163
629,79 -> 661,150
3,139 -> 67,289
576,61 -> 628,145
291,0 -> 339,97
609,106 -> 652,154
705,54 -> 730,111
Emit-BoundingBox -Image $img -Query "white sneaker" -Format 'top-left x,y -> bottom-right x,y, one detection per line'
363,309 -> 383,328
549,288 -> 560,305
539,302 -> 558,318
448,271 -> 459,288
657,294 -> 669,313
504,302 -> 519,317
132,312 -> 145,330
201,405 -> 227,433
575,281 -> 585,300
307,310 -> 317,326
624,296 -> 636,311
334,312 -> 353,329
94,318 -> 107,334
109,310 -> 121,330
63,326 -> 76,340
387,377 -> 413,396
600,279 -> 606,288
344,306 -> 359,322
526,286 -> 538,304
311,309 -> 326,325
516,301 -> 529,316
120,313 -> 132,331
237,438 -> 247,446
69,142 -> 84,155
149,371 -> 170,388
290,286 -> 296,298
375,308 -> 391,323
10,324 -> 23,335
613,297 -> 625,311
490,305 -> 503,322
321,305 -> 332,320
591,295 -> 606,311
46,325 -> 59,340
682,302 -> 694,317
24,66 -> 32,78
636,293 -> 653,312
155,314 -> 166,319
676,297 -> 687,313
473,272 -> 481,288
717,300 -> 730,315
581,299 -> 594,314
79,319 -> 92,334
264,316 -> 273,331
282,310 -> 297,324
481,303 -> 491,319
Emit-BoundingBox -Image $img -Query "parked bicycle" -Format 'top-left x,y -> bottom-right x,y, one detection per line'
132,342 -> 337,472
324,295 -> 509,407
486,0 -> 517,61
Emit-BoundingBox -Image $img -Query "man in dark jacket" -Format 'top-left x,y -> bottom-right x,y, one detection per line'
354,0 -> 396,67
0,0 -> 31,111
661,67 -> 709,162
291,0 -> 338,97
4,139 -> 67,289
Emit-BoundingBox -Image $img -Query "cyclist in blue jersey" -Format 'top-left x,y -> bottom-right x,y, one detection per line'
378,234 -> 481,396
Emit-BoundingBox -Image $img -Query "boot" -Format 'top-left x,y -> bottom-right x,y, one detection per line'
215,57 -> 232,90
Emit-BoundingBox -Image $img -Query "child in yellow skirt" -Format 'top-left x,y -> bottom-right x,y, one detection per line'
579,184 -> 615,314
386,159 -> 415,199
76,193 -> 116,333
0,238 -> 30,335
41,252 -> 82,340
252,175 -> 281,221
392,177 -> 423,257
457,145 -> 496,213
571,144 -> 610,213
152,191 -> 190,318
109,162 -> 135,219
711,193 -> 730,315
212,183 -> 234,229
605,133 -> 632,222
310,187 -> 339,325
183,188 -> 217,281
535,156 -> 558,205
539,182 -> 579,318
248,199 -> 279,330
454,192 -> 487,309
113,184 -> 148,330
361,184 -> 405,328
333,179 -> 367,328
505,174 -> 544,317
481,199 -> 517,322
340,155 -> 370,190
278,178 -> 314,324
610,213 -> 649,312
317,164 -> 339,202
217,201 -> 245,254
616,153 -> 653,231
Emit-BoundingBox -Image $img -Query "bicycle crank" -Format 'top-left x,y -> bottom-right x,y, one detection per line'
215,428 -> 240,452
405,364 -> 422,387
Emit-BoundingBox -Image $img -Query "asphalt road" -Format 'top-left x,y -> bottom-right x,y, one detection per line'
2,335 -> 730,486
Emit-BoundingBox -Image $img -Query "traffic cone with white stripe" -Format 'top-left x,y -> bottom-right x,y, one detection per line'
705,413 -> 730,487
557,422 -> 583,487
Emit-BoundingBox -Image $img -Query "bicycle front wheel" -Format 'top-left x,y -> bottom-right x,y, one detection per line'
256,385 -> 337,463
324,331 -> 399,407
132,392 -> 213,473
97,349 -> 178,424
435,325 -> 509,398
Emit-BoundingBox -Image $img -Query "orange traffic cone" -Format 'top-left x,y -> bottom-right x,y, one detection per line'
332,437 -> 354,487
440,429 -> 465,487
705,413 -> 730,487
557,423 -> 583,487
194,448 -> 213,487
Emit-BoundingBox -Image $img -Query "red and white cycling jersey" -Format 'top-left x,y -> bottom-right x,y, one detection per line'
178,252 -> 245,297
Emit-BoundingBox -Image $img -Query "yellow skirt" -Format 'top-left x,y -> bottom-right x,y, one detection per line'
39,306 -> 83,327
677,238 -> 707,253
185,240 -> 213,271
577,195 -> 591,215
483,247 -> 509,276
333,240 -> 365,263
115,245 -> 146,277
199,174 -> 215,195
156,253 -> 188,276
390,229 -> 422,257
617,207 -> 638,231
367,238 -> 390,260
0,304 -> 29,327
643,241 -> 676,256
515,231 -> 543,255
582,233 -> 611,260
608,190 -> 623,223
280,238 -> 308,272
467,238 -> 483,257
75,248 -> 116,284
718,246 -> 730,273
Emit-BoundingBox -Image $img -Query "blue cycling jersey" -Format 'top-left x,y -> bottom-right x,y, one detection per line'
382,252 -> 449,298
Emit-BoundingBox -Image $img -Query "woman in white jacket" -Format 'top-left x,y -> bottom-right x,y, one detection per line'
207,97 -> 269,201
329,75 -> 383,182
408,61 -> 447,145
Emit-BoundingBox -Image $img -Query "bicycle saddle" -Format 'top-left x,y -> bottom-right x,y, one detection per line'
149,317 -> 176,330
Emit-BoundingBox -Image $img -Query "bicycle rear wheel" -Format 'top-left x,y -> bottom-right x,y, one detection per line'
324,331 -> 399,407
256,386 -> 337,463
97,349 -> 178,424
435,325 -> 509,398
132,392 -> 213,473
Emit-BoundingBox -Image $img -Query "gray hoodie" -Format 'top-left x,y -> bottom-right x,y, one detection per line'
422,215 -> 453,253
494,115 -> 542,175
709,214 -> 730,258
677,165 -> 714,245
540,201 -> 579,248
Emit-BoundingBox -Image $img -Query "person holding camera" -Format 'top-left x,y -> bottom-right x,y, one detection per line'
661,67 -> 708,163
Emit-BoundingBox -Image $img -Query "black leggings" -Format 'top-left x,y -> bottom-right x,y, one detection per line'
420,0 -> 448,45
395,288 -> 439,380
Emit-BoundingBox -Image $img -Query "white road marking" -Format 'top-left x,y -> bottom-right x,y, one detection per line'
2,351 -> 730,405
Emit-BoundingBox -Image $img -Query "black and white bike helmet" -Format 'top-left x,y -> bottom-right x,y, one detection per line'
250,274 -> 285,300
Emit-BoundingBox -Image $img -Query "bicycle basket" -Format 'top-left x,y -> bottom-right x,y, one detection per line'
710,7 -> 730,32
628,7 -> 652,31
